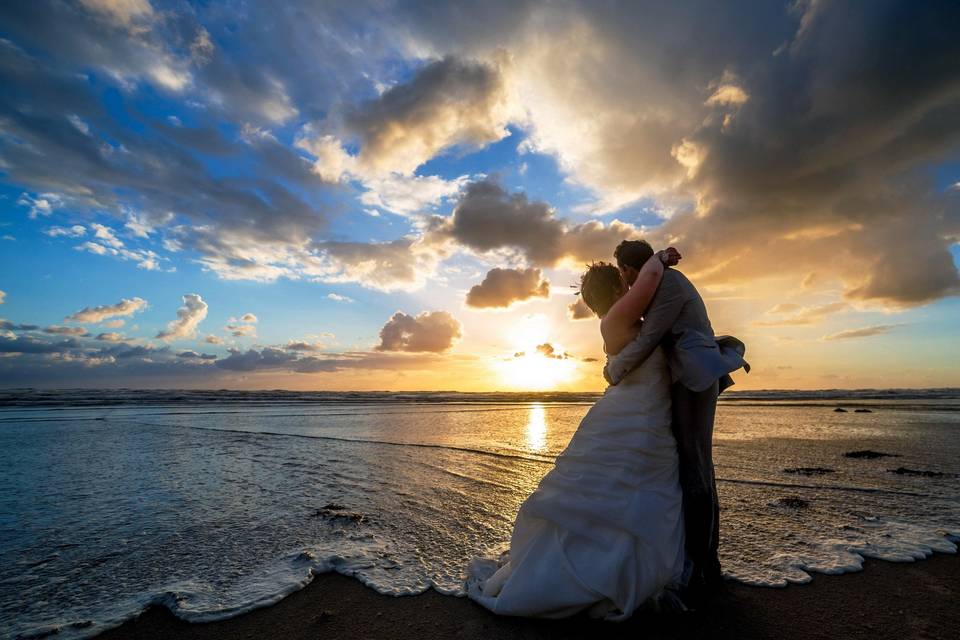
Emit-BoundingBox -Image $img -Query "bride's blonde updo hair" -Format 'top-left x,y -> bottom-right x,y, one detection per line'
579,262 -> 625,318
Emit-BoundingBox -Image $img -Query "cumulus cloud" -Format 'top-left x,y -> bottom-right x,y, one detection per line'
466,267 -> 549,309
327,293 -> 353,303
43,325 -> 89,336
157,294 -> 208,341
124,211 -> 161,238
311,238 -> 446,292
225,323 -> 257,338
358,173 -> 469,218
66,297 -> 147,323
0,308 -> 463,385
375,310 -> 462,353
0,24 -> 328,282
822,325 -> 900,341
285,340 -> 325,352
17,193 -> 63,219
203,334 -> 223,345
44,225 -> 87,238
78,0 -> 155,28
0,312 -> 440,386
92,223 -> 130,248
292,56 -> 508,220
535,343 -> 569,359
567,297 -> 593,320
428,179 -> 642,267
73,225 -> 164,271
223,312 -> 258,337
0,291 -> 4,305
94,332 -> 126,342
318,56 -> 512,178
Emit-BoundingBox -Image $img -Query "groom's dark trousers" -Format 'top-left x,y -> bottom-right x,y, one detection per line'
604,268 -> 748,588
671,379 -> 721,583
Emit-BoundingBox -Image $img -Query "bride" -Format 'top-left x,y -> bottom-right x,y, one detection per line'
466,250 -> 686,620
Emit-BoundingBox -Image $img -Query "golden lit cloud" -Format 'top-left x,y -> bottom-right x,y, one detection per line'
466,267 -> 550,309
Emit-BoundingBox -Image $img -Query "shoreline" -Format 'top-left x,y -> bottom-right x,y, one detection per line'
96,552 -> 960,640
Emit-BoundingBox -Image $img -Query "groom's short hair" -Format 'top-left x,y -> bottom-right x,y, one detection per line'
614,239 -> 654,270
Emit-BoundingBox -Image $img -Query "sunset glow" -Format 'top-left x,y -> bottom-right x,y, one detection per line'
0,2 -> 957,391
495,353 -> 579,391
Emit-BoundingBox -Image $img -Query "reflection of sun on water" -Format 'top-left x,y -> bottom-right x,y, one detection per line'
526,403 -> 547,452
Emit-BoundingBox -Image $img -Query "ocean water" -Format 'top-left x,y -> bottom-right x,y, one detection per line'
1,388 -> 958,639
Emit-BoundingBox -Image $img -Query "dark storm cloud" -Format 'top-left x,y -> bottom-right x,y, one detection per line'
396,0 -> 960,307
465,267 -> 549,309
0,336 -> 82,354
648,0 -> 960,306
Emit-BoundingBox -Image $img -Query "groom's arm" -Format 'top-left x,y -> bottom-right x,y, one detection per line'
603,272 -> 686,385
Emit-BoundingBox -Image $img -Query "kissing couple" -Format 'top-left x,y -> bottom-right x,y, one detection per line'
467,239 -> 749,619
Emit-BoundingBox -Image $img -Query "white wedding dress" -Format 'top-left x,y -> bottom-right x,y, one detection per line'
466,346 -> 686,620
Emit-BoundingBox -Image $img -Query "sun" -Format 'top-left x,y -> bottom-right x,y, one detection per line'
494,352 -> 578,390
490,313 -> 580,390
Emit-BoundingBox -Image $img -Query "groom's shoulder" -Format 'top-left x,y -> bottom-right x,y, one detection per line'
663,267 -> 692,289
662,268 -> 701,299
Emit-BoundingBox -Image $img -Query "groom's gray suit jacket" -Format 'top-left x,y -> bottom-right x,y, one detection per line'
603,268 -> 749,391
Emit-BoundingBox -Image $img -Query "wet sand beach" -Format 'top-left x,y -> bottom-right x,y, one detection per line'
98,553 -> 959,640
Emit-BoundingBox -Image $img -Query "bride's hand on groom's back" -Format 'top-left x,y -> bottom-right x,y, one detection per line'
657,247 -> 682,267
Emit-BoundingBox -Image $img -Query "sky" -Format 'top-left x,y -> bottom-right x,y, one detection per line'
0,0 -> 958,391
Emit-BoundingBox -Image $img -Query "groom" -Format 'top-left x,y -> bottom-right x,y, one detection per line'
604,239 -> 748,605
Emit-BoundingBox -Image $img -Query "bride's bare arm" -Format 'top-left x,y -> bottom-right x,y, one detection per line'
604,270 -> 687,384
600,254 -> 664,354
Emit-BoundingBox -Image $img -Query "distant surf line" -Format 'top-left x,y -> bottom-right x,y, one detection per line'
124,418 -> 944,500
0,403 -> 594,420
126,418 -> 560,465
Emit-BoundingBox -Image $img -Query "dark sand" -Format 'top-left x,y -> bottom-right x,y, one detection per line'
96,553 -> 959,640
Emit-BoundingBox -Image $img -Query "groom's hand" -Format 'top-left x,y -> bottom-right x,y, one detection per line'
657,247 -> 682,267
